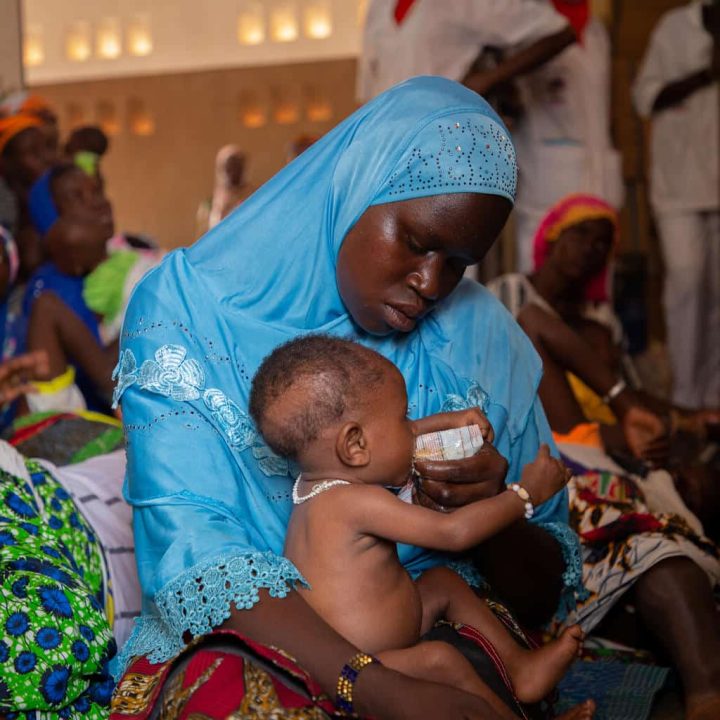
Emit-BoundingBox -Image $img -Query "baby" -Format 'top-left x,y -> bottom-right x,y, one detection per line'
249,335 -> 581,714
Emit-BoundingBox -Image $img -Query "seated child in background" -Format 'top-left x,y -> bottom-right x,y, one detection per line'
249,335 -> 582,715
25,216 -> 156,414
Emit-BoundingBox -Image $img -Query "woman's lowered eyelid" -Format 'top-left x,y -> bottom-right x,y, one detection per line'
404,232 -> 426,254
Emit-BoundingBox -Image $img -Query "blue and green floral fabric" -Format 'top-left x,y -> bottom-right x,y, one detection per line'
0,459 -> 115,718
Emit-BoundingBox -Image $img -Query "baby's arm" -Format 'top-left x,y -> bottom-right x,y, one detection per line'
347,445 -> 569,552
412,407 -> 494,443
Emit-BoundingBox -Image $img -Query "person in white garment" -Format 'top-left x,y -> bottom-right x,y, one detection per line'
357,0 -> 575,103
41,449 -> 140,649
512,0 -> 624,273
633,0 -> 720,410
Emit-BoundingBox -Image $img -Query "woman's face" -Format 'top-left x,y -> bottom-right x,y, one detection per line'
337,193 -> 511,335
46,219 -> 108,277
52,167 -> 114,239
2,127 -> 51,190
551,218 -> 614,282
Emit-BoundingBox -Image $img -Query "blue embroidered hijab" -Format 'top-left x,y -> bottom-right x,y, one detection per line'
115,77 -> 574,668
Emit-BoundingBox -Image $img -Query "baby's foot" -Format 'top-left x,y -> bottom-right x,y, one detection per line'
555,699 -> 595,719
511,625 -> 583,704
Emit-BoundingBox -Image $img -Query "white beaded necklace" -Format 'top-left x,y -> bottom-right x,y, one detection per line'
292,474 -> 350,505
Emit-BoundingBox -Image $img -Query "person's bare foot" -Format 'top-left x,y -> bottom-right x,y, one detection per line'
687,693 -> 720,720
509,625 -> 583,703
555,699 -> 595,719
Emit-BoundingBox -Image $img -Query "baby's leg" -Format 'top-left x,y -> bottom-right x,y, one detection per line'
378,642 -> 520,720
417,566 -> 582,704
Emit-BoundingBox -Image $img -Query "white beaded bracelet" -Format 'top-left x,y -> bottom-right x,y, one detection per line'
508,483 -> 534,519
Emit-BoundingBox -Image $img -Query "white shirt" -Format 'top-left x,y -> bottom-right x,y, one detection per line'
357,0 -> 568,102
513,18 -> 624,214
632,1 -> 719,213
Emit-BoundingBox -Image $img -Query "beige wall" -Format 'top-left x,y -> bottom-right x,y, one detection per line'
23,0 -> 364,85
0,0 -> 23,92
35,58 -> 358,248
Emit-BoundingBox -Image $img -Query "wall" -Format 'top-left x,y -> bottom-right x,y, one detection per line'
23,0 -> 364,85
0,0 -> 23,92
34,58 -> 358,248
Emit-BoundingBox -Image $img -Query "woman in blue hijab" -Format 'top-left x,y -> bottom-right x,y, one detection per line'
111,78 -> 582,719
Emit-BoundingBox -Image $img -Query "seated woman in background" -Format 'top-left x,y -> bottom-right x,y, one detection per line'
0,110 -> 55,279
0,226 -> 48,428
23,165 -> 159,414
489,194 -> 720,720
488,194 -> 719,527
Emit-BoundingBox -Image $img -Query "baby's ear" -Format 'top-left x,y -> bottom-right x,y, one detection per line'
336,421 -> 370,467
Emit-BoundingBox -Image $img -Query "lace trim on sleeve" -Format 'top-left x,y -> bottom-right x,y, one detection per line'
445,558 -> 489,591
113,550 -> 306,676
538,521 -> 589,623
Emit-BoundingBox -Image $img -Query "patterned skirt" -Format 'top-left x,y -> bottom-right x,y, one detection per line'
0,453 -> 116,718
110,619 -> 545,720
555,439 -> 720,634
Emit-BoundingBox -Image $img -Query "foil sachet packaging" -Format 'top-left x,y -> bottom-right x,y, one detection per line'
414,424 -> 484,461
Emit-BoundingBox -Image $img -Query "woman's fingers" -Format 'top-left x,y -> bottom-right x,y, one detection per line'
412,439 -> 509,510
416,479 -> 475,509
463,407 -> 494,443
0,351 -> 51,403
414,444 -> 508,486
0,382 -> 36,405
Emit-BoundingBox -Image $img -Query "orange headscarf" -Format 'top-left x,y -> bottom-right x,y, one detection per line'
20,95 -> 55,115
0,114 -> 43,156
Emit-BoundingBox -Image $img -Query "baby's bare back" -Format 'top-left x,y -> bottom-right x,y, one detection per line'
284,488 -> 423,655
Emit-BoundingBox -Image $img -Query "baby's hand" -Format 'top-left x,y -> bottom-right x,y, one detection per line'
519,444 -> 571,506
412,407 -> 494,443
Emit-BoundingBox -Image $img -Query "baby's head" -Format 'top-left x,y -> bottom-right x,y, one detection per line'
249,335 -> 414,486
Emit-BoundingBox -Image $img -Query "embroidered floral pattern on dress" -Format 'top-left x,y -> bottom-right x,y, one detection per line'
203,389 -> 257,451
441,381 -> 490,414
114,551 -> 306,674
114,343 -> 293,478
111,349 -> 138,408
137,345 -> 205,401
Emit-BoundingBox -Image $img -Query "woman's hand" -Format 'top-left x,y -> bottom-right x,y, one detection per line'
0,351 -> 49,405
621,405 -> 670,464
673,408 -> 720,440
356,665 -> 514,720
414,443 -> 509,511
412,406 -> 494,443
